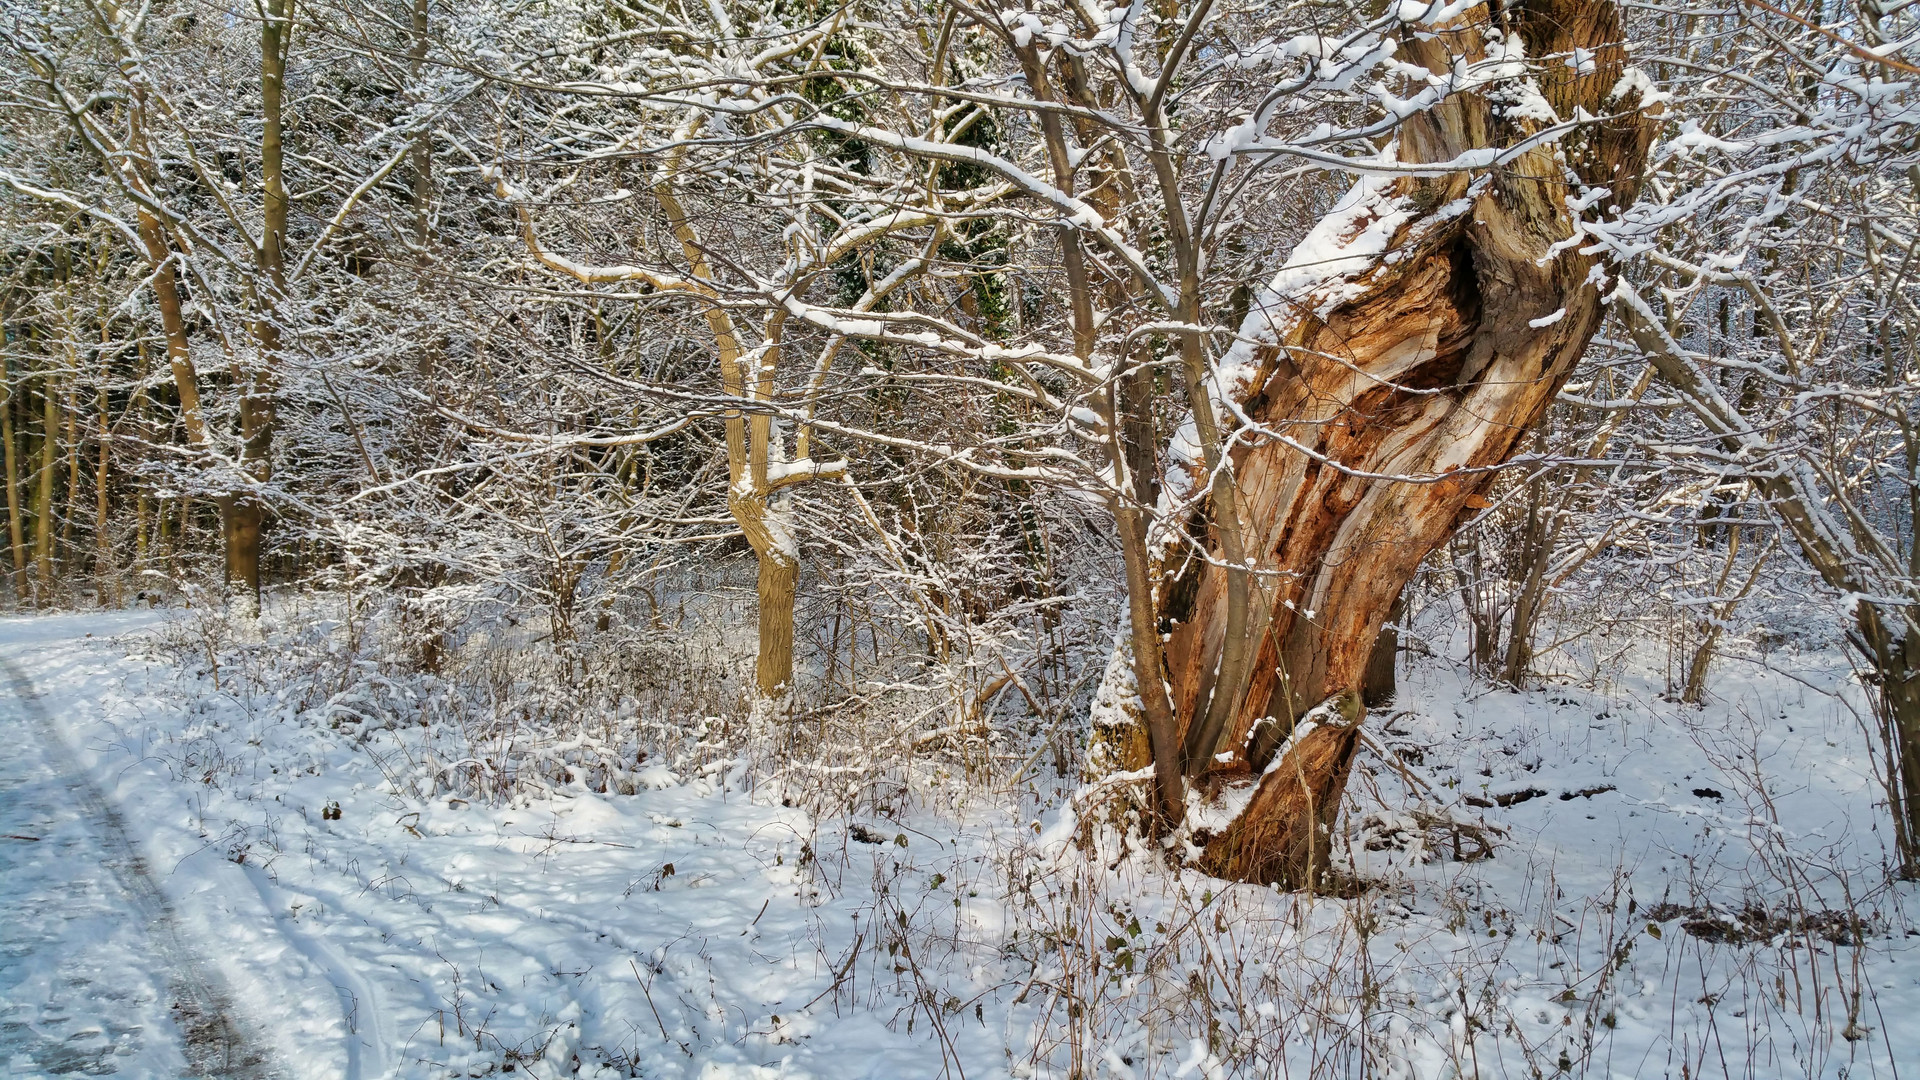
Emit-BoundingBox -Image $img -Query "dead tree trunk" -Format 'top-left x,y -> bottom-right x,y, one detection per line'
1152,2 -> 1658,886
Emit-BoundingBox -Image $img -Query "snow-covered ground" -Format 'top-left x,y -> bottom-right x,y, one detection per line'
1,608 -> 1915,1079
1,615 -> 192,1079
0,612 -> 270,1080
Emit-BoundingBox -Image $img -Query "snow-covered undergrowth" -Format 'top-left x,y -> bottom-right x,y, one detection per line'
5,599 -> 1916,1079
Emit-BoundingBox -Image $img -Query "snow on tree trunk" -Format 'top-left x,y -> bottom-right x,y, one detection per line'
1150,1 -> 1659,886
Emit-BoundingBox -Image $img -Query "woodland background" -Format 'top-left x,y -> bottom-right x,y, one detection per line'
6,2 -> 1920,1076
1,0 -> 1917,884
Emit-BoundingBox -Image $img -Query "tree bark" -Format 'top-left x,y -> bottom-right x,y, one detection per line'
755,547 -> 799,697
1152,1 -> 1658,886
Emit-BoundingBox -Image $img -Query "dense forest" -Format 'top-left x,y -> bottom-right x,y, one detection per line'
3,0 -> 1919,1076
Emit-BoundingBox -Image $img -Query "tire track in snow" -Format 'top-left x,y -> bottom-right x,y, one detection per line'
237,861 -> 388,1080
1,655 -> 277,1080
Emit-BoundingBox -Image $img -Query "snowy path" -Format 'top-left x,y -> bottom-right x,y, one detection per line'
0,616 -> 994,1080
0,655 -> 273,1080
4,610 -> 1916,1079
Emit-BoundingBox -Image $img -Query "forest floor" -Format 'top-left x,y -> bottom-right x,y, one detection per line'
1,607 -> 1917,1079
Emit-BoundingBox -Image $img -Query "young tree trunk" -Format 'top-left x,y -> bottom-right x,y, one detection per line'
755,545 -> 799,698
1680,531 -> 1770,706
652,181 -> 825,700
61,379 -> 79,561
1860,607 -> 1920,875
2,357 -> 25,596
1501,457 -> 1553,686
1362,590 -> 1403,710
495,149 -> 841,701
34,373 -> 58,597
132,208 -> 209,450
1151,1 -> 1658,886
227,0 -> 292,614
94,353 -> 112,604
98,22 -> 211,456
1452,533 -> 1501,674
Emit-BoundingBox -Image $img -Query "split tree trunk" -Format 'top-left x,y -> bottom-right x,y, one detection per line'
1141,1 -> 1658,886
657,181 -> 805,700
495,135 -> 830,700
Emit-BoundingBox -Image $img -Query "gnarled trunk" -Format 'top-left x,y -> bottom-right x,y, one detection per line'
1143,1 -> 1658,886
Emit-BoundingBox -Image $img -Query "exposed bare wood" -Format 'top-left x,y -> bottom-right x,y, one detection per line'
1159,0 -> 1660,885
